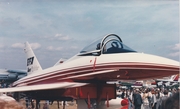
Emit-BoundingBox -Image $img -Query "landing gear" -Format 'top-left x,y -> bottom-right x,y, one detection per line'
35,99 -> 40,109
57,101 -> 60,109
14,92 -> 20,102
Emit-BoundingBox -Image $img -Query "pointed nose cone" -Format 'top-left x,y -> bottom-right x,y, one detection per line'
141,53 -> 179,70
125,53 -> 179,80
105,53 -> 179,80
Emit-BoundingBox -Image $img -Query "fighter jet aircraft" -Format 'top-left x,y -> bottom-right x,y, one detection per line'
150,74 -> 179,88
118,74 -> 179,88
0,34 -> 179,109
0,69 -> 27,87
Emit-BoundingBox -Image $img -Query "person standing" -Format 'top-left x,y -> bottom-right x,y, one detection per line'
43,102 -> 49,109
151,90 -> 157,109
159,90 -> 168,109
168,89 -> 172,97
147,89 -> 152,109
142,90 -> 150,109
133,89 -> 143,109
128,88 -> 134,109
161,92 -> 179,109
121,89 -> 125,99
155,89 -> 163,109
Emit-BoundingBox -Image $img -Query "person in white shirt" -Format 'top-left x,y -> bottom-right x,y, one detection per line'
128,88 -> 134,109
142,90 -> 150,109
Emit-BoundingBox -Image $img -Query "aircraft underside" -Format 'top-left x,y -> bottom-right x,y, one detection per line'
14,84 -> 116,109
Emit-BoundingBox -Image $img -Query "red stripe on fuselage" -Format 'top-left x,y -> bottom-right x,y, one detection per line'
93,57 -> 97,72
13,62 -> 179,86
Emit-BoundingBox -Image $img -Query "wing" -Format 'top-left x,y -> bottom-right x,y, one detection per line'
0,82 -> 87,92
7,69 -> 27,75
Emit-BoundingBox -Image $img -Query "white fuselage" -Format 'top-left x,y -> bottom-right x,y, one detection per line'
13,52 -> 179,87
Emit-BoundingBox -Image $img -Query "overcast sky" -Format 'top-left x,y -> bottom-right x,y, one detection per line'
0,0 -> 179,70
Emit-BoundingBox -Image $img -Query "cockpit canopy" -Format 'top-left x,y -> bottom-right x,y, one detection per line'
79,34 -> 136,56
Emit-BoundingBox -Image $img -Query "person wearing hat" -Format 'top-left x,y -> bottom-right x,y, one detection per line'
133,89 -> 143,109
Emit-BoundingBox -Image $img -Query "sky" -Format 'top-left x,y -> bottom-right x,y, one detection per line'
0,0 -> 179,70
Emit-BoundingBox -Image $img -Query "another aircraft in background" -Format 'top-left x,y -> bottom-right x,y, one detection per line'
118,74 -> 179,88
0,69 -> 27,87
0,34 -> 179,109
149,74 -> 179,88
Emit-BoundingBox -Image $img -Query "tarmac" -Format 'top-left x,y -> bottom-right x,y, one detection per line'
19,99 -> 77,109
20,99 -> 125,109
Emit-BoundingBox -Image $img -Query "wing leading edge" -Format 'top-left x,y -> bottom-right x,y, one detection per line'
0,82 -> 88,93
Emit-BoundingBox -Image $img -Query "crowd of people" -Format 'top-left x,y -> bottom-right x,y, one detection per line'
0,85 -> 179,109
117,87 -> 180,109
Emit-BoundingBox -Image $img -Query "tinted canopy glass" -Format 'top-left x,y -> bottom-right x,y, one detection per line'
79,34 -> 136,55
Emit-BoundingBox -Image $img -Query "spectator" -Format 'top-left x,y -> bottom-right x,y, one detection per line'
142,90 -> 150,109
128,88 -> 134,109
171,88 -> 177,95
133,89 -> 143,109
121,89 -> 125,99
43,102 -> 49,109
155,89 -> 163,109
147,88 -> 152,108
151,89 -> 157,109
161,92 -> 179,109
159,90 -> 168,109
167,89 -> 172,97
31,99 -> 35,109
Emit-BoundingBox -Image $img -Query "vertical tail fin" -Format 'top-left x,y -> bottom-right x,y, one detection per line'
172,74 -> 179,81
24,42 -> 42,75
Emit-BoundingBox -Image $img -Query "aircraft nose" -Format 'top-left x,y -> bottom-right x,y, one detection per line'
103,53 -> 179,80
126,53 -> 180,79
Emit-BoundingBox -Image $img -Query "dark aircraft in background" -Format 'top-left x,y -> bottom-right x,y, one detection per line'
0,69 -> 27,87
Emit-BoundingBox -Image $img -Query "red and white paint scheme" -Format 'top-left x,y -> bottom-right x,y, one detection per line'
12,34 -> 179,86
0,34 -> 179,109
